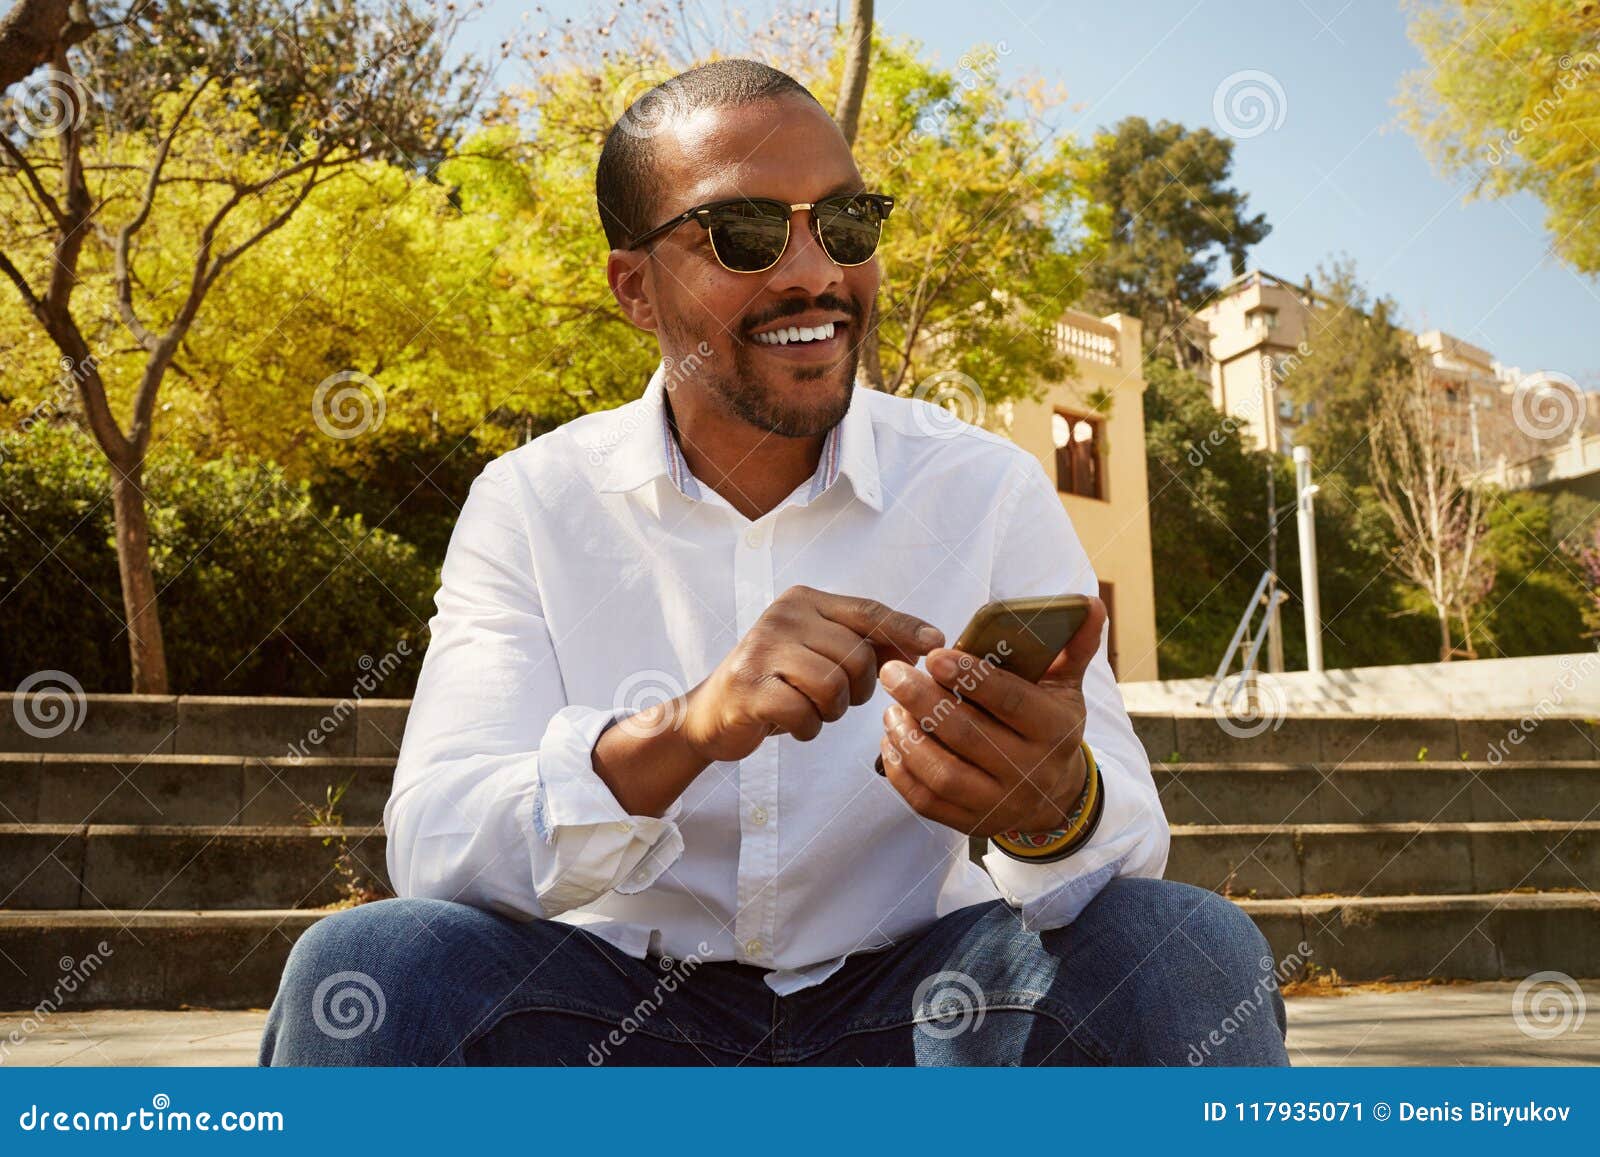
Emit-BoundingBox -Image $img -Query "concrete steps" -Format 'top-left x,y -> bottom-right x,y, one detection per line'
0,695 -> 1595,1008
4,891 -> 1595,1010
4,819 -> 1595,909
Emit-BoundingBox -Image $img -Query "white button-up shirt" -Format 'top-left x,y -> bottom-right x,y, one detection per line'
385,363 -> 1169,993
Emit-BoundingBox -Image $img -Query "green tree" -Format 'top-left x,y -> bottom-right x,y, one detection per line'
0,0 -> 491,691
1280,261 -> 1414,492
1401,0 -> 1600,275
1076,116 -> 1271,368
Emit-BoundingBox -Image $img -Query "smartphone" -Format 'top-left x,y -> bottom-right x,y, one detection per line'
874,594 -> 1094,775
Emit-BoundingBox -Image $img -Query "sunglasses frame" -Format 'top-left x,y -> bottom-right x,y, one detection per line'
627,192 -> 895,273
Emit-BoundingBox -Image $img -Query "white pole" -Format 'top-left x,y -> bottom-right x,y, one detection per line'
1294,445 -> 1323,674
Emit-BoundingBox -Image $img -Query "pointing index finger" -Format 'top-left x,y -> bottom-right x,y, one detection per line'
815,592 -> 944,664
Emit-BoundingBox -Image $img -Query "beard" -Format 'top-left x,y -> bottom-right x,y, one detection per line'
659,296 -> 862,439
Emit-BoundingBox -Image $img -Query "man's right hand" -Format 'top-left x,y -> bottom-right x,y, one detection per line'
679,585 -> 945,764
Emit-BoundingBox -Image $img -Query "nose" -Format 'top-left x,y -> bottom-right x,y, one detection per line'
765,206 -> 845,298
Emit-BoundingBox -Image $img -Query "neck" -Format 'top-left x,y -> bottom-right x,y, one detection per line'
665,390 -> 825,521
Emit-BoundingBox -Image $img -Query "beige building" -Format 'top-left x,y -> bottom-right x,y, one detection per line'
1193,269 -> 1320,455
1193,269 -> 1583,471
1000,310 -> 1160,683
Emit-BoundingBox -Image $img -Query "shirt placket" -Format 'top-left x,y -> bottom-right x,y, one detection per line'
732,512 -> 780,966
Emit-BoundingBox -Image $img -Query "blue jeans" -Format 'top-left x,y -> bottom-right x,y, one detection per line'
258,877 -> 1289,1066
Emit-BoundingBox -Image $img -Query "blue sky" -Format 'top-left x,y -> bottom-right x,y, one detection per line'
470,0 -> 1597,383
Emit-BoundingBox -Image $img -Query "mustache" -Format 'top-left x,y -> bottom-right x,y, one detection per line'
741,293 -> 862,335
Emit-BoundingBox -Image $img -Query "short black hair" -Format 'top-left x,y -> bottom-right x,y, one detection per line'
595,59 -> 824,250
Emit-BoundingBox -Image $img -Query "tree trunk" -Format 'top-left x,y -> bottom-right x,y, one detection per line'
832,0 -> 873,146
0,0 -> 94,90
859,300 -> 887,391
1437,604 -> 1452,663
109,456 -> 169,693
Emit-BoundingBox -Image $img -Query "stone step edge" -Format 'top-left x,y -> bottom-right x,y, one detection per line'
2,891 -> 1591,927
6,753 -> 1600,773
5,820 -> 1599,839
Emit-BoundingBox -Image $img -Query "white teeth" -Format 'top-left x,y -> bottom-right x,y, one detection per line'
753,321 -> 838,346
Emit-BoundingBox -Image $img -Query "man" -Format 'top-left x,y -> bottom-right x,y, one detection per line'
260,59 -> 1288,1066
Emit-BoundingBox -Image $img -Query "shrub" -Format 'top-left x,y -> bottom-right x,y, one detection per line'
1,422 -> 437,696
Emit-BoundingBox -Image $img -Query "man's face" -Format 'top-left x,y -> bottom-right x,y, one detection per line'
618,95 -> 881,439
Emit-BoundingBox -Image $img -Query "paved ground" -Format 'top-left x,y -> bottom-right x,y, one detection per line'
2,983 -> 1596,1066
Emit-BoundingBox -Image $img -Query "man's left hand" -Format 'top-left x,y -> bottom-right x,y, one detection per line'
877,597 -> 1106,838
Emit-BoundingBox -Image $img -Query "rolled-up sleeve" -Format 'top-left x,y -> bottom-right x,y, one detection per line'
979,455 -> 1170,927
383,461 -> 684,921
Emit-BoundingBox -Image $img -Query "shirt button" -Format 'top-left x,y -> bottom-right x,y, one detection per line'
750,806 -> 768,827
744,527 -> 764,548
614,822 -> 631,834
744,938 -> 764,957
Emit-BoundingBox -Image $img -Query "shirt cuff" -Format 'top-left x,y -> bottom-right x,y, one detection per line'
520,704 -> 686,913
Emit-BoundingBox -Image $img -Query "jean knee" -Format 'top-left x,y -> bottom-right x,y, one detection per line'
1084,878 -> 1289,1065
260,898 -> 466,1066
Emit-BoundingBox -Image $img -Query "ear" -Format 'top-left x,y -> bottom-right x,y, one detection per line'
607,248 -> 658,333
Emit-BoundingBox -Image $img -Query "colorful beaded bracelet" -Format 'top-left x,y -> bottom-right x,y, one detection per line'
991,742 -> 1103,864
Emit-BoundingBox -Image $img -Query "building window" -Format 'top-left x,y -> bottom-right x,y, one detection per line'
1052,409 -> 1104,500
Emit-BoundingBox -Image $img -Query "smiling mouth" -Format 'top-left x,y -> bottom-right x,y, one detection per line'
749,321 -> 841,347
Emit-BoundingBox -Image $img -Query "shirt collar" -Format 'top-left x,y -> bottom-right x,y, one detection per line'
596,360 -> 882,512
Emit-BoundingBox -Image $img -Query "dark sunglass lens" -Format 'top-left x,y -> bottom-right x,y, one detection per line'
816,195 -> 885,265
707,202 -> 790,271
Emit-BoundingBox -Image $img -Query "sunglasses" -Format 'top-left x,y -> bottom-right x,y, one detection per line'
628,192 -> 895,273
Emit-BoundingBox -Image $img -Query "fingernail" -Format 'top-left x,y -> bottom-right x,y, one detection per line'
880,661 -> 908,689
929,651 -> 956,680
916,625 -> 944,649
